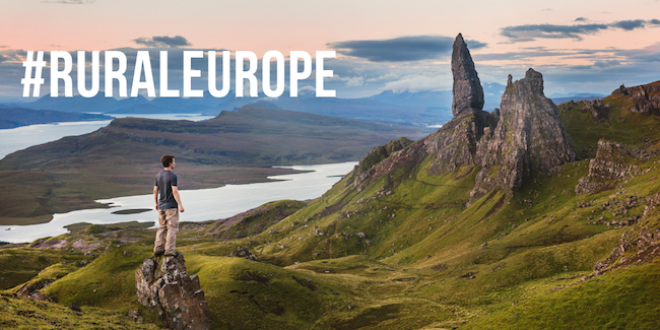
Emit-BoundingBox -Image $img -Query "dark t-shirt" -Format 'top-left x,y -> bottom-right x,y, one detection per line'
155,170 -> 178,209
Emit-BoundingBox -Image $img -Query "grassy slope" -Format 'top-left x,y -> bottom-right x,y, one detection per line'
3,91 -> 660,329
0,293 -> 160,329
0,105 -> 429,225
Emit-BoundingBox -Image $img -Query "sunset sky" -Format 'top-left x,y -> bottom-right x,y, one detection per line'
1,0 -> 659,100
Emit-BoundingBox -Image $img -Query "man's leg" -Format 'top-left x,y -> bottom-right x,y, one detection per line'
164,208 -> 179,256
154,210 -> 168,256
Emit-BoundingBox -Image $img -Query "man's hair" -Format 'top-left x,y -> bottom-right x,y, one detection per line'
161,154 -> 175,167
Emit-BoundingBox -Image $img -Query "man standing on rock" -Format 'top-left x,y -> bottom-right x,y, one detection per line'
153,154 -> 185,257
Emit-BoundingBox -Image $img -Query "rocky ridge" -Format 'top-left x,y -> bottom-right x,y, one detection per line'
613,81 -> 660,115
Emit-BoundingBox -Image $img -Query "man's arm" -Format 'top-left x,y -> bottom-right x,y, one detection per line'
172,186 -> 185,213
153,185 -> 159,210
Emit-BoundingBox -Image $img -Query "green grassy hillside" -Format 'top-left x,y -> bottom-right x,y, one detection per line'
2,83 -> 660,329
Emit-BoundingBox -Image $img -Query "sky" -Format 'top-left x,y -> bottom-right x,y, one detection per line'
1,0 -> 660,101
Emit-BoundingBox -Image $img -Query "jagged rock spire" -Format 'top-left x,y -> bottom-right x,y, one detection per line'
451,33 -> 484,117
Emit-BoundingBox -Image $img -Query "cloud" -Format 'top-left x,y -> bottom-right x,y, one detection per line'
575,17 -> 587,22
344,76 -> 364,87
502,19 -> 660,42
629,52 -> 660,62
366,72 -> 399,82
473,47 -> 618,61
593,60 -> 620,69
569,65 -> 593,70
616,42 -> 660,63
42,0 -> 95,4
327,35 -> 486,62
0,55 -> 7,64
298,85 -> 316,95
382,75 -> 447,92
611,19 -> 646,31
0,49 -> 28,63
133,35 -> 191,48
501,23 -> 609,42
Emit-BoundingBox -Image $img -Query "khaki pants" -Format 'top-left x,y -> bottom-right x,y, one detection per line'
154,208 -> 179,256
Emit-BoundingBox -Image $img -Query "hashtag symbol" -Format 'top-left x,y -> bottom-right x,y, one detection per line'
21,51 -> 47,97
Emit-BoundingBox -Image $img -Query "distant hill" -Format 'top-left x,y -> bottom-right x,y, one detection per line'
8,84 -> 603,127
0,104 -> 431,225
368,83 -> 506,119
0,108 -> 112,129
550,92 -> 607,104
13,87 -> 511,127
369,90 -> 453,108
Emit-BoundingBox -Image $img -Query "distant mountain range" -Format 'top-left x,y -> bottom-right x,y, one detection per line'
0,108 -> 112,129
0,85 -> 606,127
548,92 -> 607,104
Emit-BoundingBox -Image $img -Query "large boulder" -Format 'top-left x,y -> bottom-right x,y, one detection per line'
135,253 -> 210,330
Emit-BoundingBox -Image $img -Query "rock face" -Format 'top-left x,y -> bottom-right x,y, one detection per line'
575,140 -> 639,195
426,113 -> 482,175
612,81 -> 660,115
135,254 -> 210,330
471,69 -> 576,200
352,137 -> 414,190
451,33 -> 484,117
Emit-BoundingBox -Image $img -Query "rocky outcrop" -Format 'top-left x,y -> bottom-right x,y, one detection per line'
343,34 -> 494,191
590,191 -> 660,278
612,81 -> 660,115
135,253 -> 210,330
452,33 -> 484,117
228,246 -> 258,261
348,110 -> 485,190
426,113 -> 481,175
352,137 -> 414,190
581,99 -> 611,120
344,36 -> 575,201
71,239 -> 102,251
16,279 -> 54,302
471,69 -> 576,200
29,239 -> 68,250
575,140 -> 639,195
